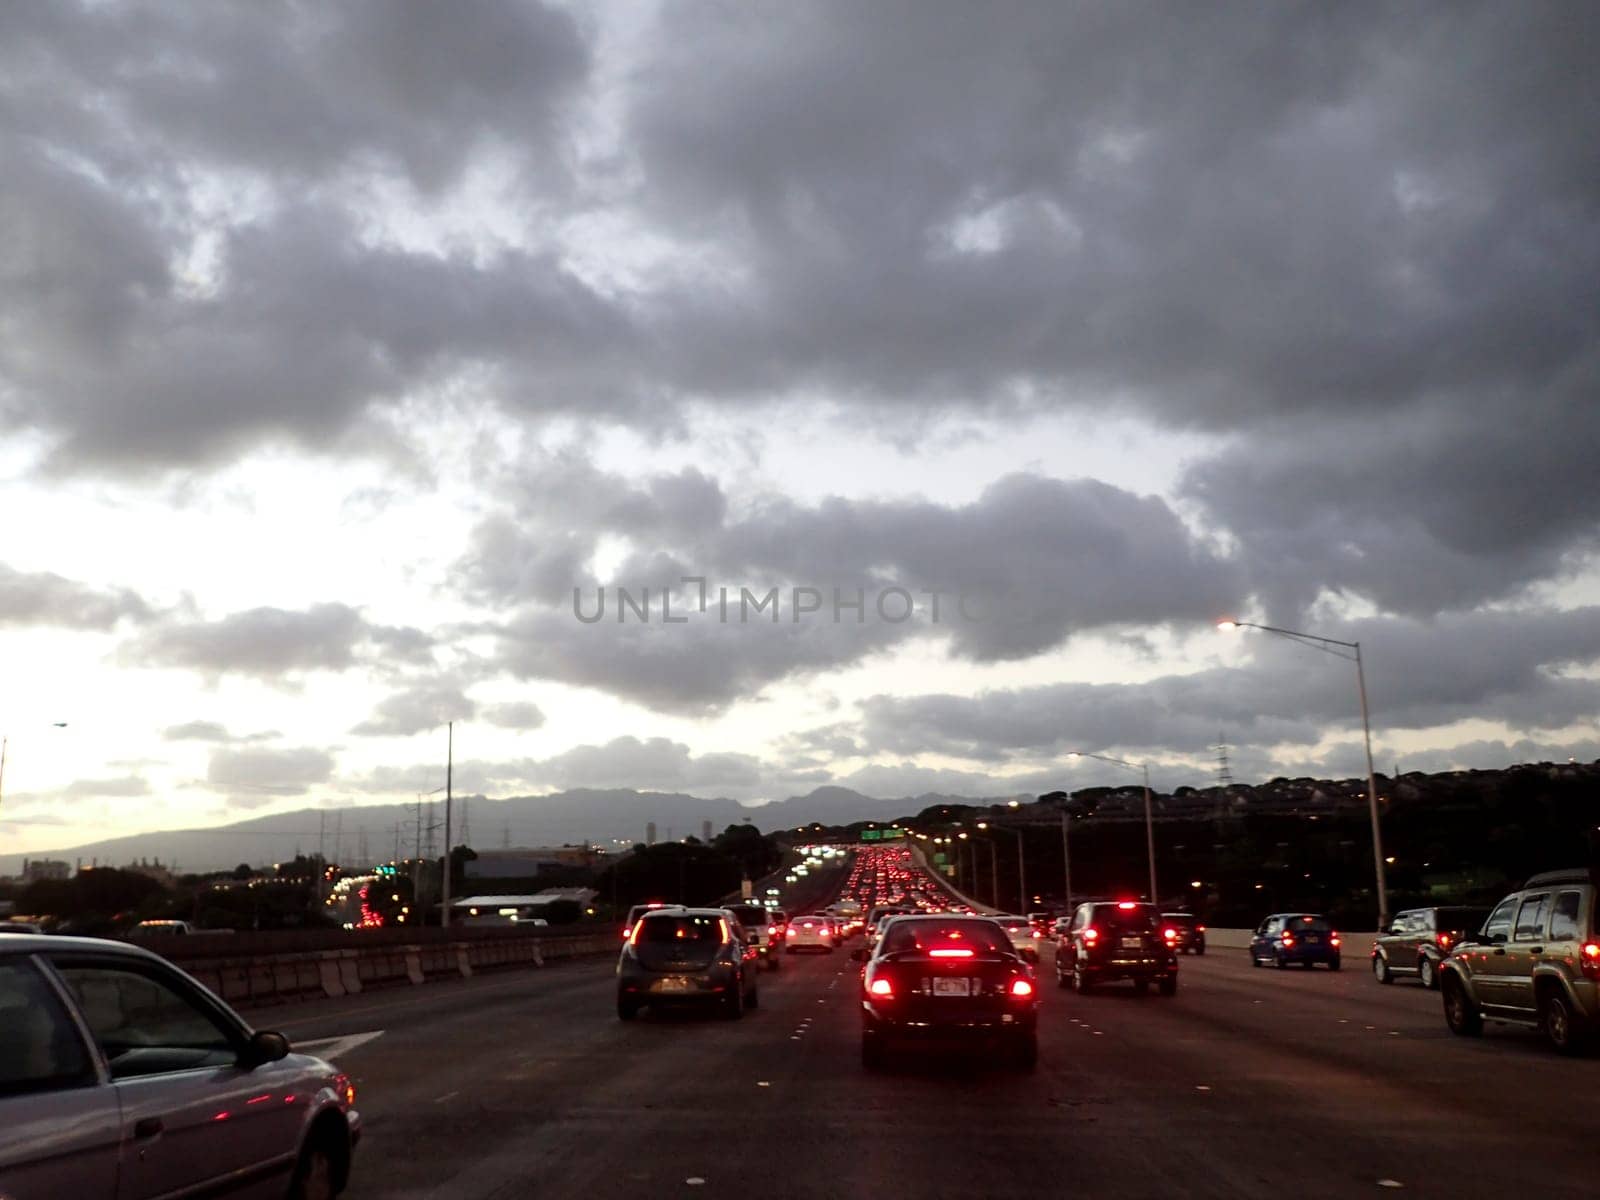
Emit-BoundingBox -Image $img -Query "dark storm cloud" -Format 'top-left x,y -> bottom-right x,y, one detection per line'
858,607 -> 1600,762
121,602 -> 432,681
0,563 -> 151,630
464,460 -> 1242,709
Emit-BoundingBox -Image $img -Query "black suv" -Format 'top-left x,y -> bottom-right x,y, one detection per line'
1056,901 -> 1178,995
1371,906 -> 1489,990
1160,912 -> 1207,955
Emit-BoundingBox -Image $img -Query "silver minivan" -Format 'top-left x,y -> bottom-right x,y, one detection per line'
0,933 -> 361,1199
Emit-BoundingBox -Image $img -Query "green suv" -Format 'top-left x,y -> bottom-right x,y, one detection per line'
1439,869 -> 1600,1054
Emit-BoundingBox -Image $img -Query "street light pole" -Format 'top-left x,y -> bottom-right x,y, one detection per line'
1219,619 -> 1389,927
1059,807 -> 1073,912
1014,828 -> 1027,913
1066,751 -> 1158,903
441,721 -> 454,930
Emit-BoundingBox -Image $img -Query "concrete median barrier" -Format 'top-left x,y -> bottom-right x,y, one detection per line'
157,925 -> 620,1008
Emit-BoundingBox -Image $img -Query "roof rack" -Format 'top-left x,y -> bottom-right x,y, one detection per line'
1522,868 -> 1594,887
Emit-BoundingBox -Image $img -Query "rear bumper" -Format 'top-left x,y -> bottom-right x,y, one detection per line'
863,1006 -> 1036,1040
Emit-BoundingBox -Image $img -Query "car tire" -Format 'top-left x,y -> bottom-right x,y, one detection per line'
1250,950 -> 1262,968
1328,957 -> 1341,971
1276,954 -> 1289,969
1056,966 -> 1071,989
1072,963 -> 1094,993
1442,976 -> 1483,1037
1372,954 -> 1393,984
721,978 -> 745,1020
1195,945 -> 1205,957
1417,955 -> 1437,990
1014,1033 -> 1039,1071
617,997 -> 640,1021
1542,991 -> 1589,1056
1158,974 -> 1178,997
288,1131 -> 343,1200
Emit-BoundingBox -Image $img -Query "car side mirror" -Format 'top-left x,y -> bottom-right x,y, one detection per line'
850,947 -> 869,962
241,1030 -> 290,1068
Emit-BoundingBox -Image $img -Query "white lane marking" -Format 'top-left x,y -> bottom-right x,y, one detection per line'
1195,1085 -> 1211,1092
686,1178 -> 706,1187
1377,1181 -> 1404,1189
433,1091 -> 459,1104
757,1081 -> 770,1087
294,1030 -> 386,1060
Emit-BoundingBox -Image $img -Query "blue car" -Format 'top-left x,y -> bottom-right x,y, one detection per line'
1249,912 -> 1343,969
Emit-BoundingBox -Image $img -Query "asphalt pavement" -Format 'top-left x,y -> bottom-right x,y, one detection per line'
251,931 -> 1600,1200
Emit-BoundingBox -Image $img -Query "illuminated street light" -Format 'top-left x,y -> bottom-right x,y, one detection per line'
1218,617 -> 1389,927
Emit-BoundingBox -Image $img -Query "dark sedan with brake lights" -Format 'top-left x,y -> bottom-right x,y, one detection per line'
616,908 -> 761,1019
854,916 -> 1039,1070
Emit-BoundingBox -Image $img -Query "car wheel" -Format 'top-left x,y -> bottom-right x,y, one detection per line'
288,1133 -> 342,1200
1195,945 -> 1205,957
721,978 -> 745,1020
1542,992 -> 1588,1055
1417,955 -> 1437,990
1072,963 -> 1094,993
1158,974 -> 1178,997
1275,954 -> 1289,969
1056,965 -> 1071,989
1133,979 -> 1150,995
1442,977 -> 1483,1037
1372,954 -> 1393,984
1250,949 -> 1262,968
1328,956 -> 1341,971
617,996 -> 640,1021
1013,1033 -> 1039,1071
861,1033 -> 888,1070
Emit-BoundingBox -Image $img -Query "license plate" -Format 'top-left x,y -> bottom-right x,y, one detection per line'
655,977 -> 692,993
1121,937 -> 1144,950
1306,936 -> 1320,944
932,977 -> 972,997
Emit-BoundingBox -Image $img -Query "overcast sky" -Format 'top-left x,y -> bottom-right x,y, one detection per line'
2,1 -> 1597,858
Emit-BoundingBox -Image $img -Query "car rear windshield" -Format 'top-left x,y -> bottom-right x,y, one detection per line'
881,920 -> 1011,955
727,906 -> 768,926
636,915 -> 724,944
1288,915 -> 1332,931
1096,905 -> 1157,929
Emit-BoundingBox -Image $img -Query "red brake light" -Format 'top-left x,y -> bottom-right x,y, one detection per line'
1280,933 -> 1295,947
1032,930 -> 1043,938
1197,924 -> 1206,932
1436,933 -> 1451,948
1116,902 -> 1137,910
868,977 -> 894,997
929,948 -> 974,958
1009,978 -> 1034,997
622,926 -> 632,941
1582,943 -> 1600,961
1162,927 -> 1178,941
1330,934 -> 1342,947
1082,927 -> 1099,943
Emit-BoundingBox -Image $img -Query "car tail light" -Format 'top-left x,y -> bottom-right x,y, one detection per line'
868,977 -> 894,997
1032,930 -> 1043,938
1010,978 -> 1034,997
1436,933 -> 1451,948
621,926 -> 632,941
930,948 -> 974,958
1162,927 -> 1178,942
1581,943 -> 1600,977
1280,933 -> 1295,947
1116,901 -> 1137,910
1082,927 -> 1099,944
1197,925 -> 1206,932
1330,934 -> 1342,947
628,922 -> 646,946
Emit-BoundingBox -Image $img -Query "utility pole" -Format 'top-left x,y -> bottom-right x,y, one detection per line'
442,721 -> 454,929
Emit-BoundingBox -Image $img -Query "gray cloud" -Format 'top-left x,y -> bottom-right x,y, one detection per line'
859,607 -> 1600,762
0,563 -> 151,630
207,745 -> 336,796
481,701 -> 546,731
60,774 -> 151,799
120,602 -> 432,682
162,721 -> 277,743
352,683 -> 476,737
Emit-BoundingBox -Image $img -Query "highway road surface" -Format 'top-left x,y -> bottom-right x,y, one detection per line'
257,933 -> 1600,1199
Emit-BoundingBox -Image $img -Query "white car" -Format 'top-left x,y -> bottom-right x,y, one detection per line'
784,915 -> 836,953
991,915 -> 1043,963
0,933 -> 361,1199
